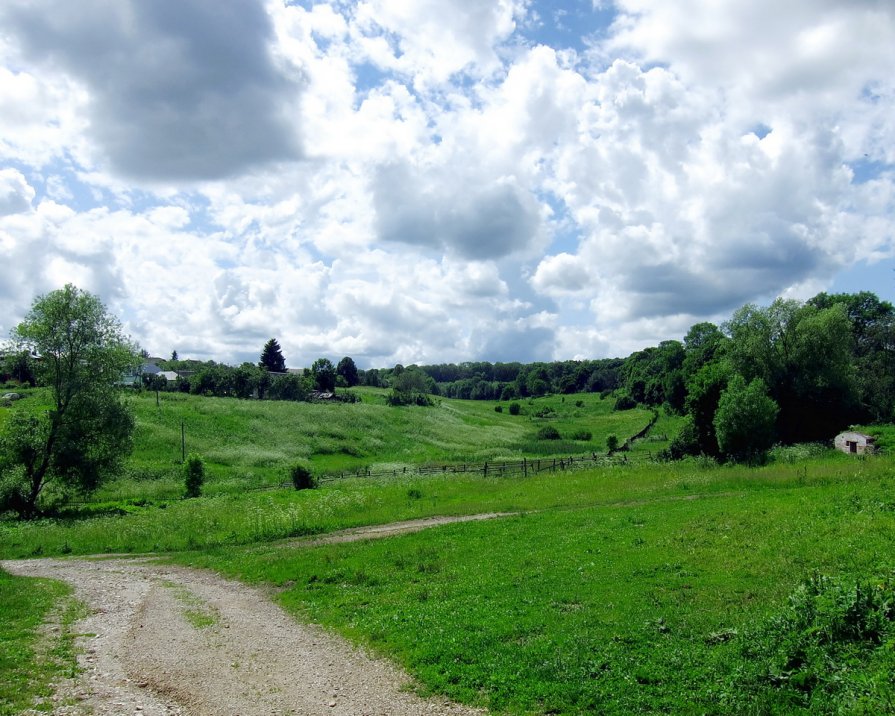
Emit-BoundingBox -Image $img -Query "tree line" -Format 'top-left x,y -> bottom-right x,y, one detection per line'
616,291 -> 894,461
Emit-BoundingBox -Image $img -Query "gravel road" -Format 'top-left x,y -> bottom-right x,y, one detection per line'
3,515 -> 503,716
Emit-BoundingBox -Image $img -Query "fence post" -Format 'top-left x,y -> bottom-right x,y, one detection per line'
523,457 -> 527,477
484,462 -> 488,477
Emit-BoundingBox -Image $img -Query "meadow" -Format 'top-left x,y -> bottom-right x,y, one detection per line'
98,388 -> 656,501
2,388 -> 895,713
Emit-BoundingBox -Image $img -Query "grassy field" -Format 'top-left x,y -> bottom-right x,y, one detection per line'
176,455 -> 895,714
4,386 -> 894,713
0,570 -> 82,715
93,388 -> 655,501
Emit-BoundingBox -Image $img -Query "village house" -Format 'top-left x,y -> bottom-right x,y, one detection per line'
834,431 -> 877,455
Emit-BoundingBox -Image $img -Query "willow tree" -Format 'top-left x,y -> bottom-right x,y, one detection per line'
0,285 -> 138,519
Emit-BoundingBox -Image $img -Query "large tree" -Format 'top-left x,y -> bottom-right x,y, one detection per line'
336,356 -> 359,387
259,338 -> 286,373
0,285 -> 138,519
310,357 -> 337,392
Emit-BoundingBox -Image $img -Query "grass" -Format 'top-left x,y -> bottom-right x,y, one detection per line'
5,383 -> 894,713
175,456 -> 895,714
0,569 -> 83,715
12,387 -> 651,503
163,581 -> 219,629
0,449 -> 871,559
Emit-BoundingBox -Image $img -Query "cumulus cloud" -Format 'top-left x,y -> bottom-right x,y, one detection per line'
373,161 -> 543,260
1,0 -> 893,365
1,0 -> 303,180
0,169 -> 34,215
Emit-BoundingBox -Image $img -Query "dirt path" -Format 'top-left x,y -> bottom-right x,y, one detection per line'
3,515 -> 501,716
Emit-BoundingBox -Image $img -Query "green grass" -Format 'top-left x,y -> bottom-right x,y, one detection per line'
0,569 -> 83,715
175,457 -> 895,714
0,449 -> 868,559
92,389 -> 655,501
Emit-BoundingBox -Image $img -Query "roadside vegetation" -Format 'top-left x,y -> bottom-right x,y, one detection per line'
0,570 -> 82,716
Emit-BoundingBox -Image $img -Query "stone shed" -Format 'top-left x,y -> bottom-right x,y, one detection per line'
834,431 -> 877,455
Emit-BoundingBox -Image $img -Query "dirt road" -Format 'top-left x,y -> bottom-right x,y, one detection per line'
3,515 -> 503,715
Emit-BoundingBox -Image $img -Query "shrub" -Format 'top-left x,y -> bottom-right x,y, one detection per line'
508,402 -> 521,416
575,400 -> 584,408
534,406 -> 556,418
606,434 -> 619,452
494,404 -> 503,413
614,394 -> 637,411
536,426 -> 561,440
183,453 -> 204,498
290,463 -> 317,490
572,430 -> 592,441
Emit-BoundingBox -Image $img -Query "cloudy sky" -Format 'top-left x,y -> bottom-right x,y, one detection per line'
1,0 -> 893,368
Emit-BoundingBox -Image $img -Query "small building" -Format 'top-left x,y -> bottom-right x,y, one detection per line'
158,371 -> 179,382
834,431 -> 877,455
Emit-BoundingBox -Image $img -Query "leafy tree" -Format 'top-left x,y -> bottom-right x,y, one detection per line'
336,356 -> 359,387
683,359 -> 732,456
171,349 -> 178,361
387,367 -> 434,406
713,376 -> 779,463
2,350 -> 36,386
725,299 -> 858,442
0,285 -> 138,519
311,358 -> 337,392
259,338 -> 286,373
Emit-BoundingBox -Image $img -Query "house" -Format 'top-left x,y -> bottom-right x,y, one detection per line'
158,371 -> 179,382
834,431 -> 877,455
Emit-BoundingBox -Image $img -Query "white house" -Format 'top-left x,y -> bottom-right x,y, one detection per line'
834,431 -> 877,455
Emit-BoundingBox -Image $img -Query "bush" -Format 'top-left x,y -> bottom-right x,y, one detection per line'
575,400 -> 585,408
290,463 -> 317,490
494,404 -> 503,413
508,402 -> 521,416
572,430 -> 592,441
614,394 -> 637,411
183,454 -> 204,498
536,426 -> 561,440
606,434 -> 619,452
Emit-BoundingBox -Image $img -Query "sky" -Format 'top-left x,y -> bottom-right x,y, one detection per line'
1,0 -> 893,369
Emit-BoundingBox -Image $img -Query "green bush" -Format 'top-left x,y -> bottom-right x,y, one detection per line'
572,430 -> 592,441
290,463 -> 317,490
508,402 -> 521,416
614,394 -> 637,411
536,426 -> 561,440
606,434 -> 619,452
183,454 -> 204,498
494,404 -> 503,413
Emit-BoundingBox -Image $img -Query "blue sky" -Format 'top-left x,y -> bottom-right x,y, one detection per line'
0,0 -> 893,367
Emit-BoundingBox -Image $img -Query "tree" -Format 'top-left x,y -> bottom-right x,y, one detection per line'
336,356 -> 359,387
725,299 -> 858,442
171,349 -> 178,361
713,376 -> 779,463
259,338 -> 286,373
2,350 -> 36,386
310,358 -> 337,392
0,285 -> 138,519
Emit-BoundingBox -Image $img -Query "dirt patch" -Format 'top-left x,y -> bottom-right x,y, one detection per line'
3,514 -> 504,715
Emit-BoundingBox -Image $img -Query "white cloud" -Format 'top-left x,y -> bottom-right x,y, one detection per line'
0,169 -> 34,215
1,0 -> 893,365
0,0 -> 304,181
